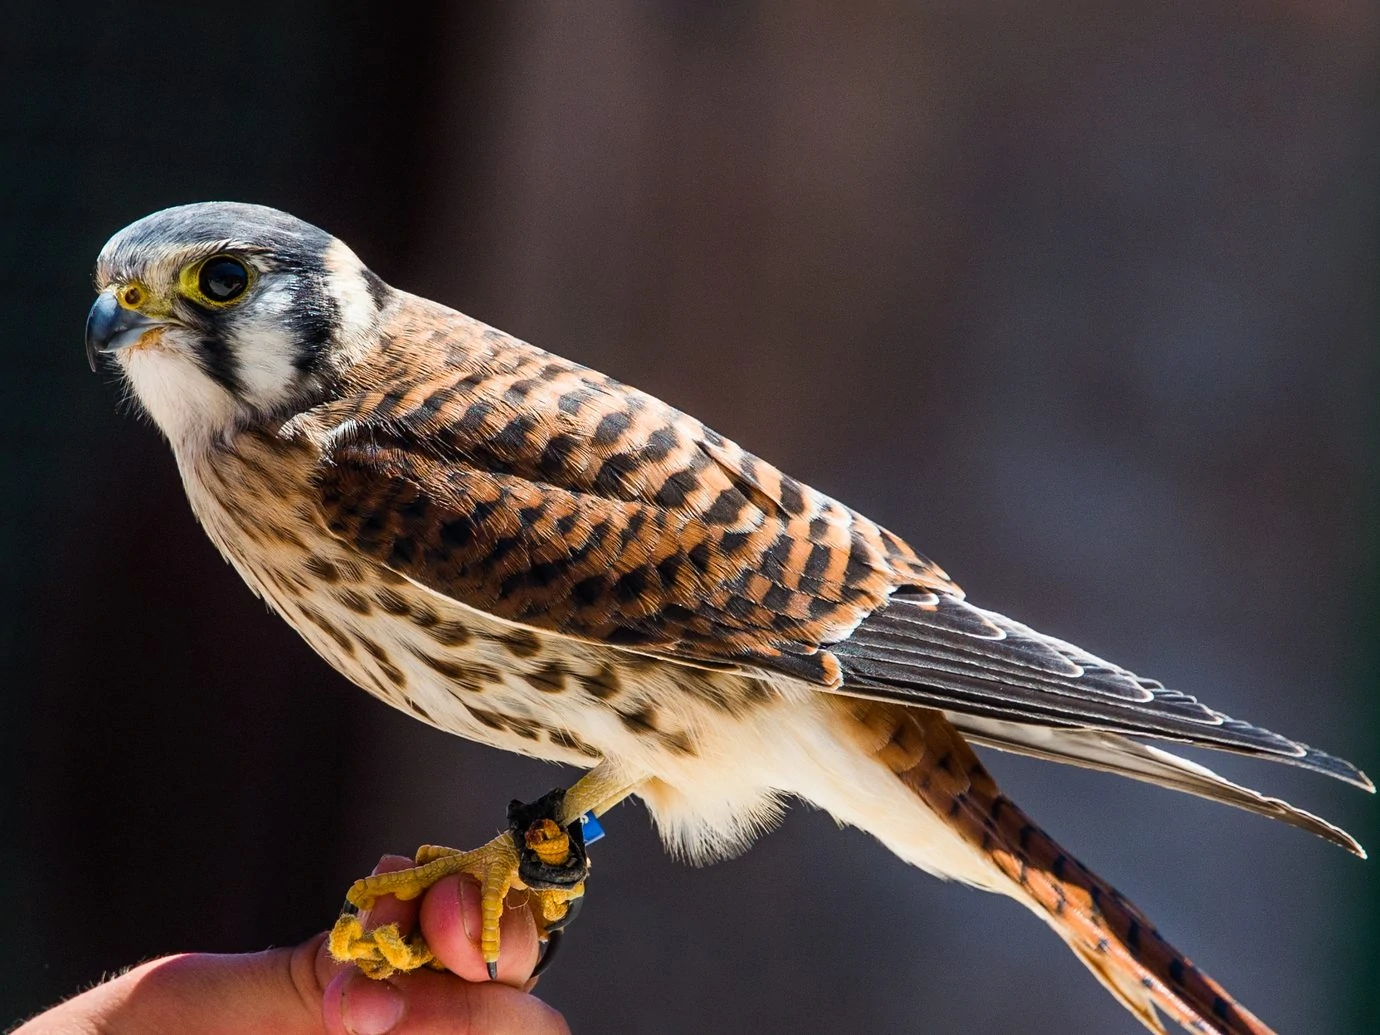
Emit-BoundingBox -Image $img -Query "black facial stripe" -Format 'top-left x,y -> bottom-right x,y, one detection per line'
361,267 -> 392,309
286,269 -> 339,374
192,332 -> 243,397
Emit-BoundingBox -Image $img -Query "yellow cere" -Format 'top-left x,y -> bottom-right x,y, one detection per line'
113,279 -> 176,320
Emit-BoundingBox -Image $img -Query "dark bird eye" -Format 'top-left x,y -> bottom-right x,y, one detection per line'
198,256 -> 250,303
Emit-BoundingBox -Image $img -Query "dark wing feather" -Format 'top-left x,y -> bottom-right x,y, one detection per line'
833,595 -> 1372,789
306,296 -> 1370,796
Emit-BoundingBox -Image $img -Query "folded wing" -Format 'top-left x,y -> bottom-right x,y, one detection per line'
302,299 -> 1370,850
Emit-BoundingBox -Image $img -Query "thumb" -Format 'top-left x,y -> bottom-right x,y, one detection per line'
15,938 -> 333,1035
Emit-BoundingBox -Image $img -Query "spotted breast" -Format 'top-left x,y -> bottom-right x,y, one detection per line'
176,412 -> 792,778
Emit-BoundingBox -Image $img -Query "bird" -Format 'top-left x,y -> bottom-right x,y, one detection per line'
85,201 -> 1370,1035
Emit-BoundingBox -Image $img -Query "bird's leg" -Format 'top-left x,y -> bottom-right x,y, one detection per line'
329,760 -> 641,979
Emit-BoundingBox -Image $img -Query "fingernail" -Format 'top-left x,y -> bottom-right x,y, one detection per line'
341,974 -> 405,1035
459,877 -> 482,947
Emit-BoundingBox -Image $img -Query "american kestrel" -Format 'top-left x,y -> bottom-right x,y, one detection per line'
86,202 -> 1369,1034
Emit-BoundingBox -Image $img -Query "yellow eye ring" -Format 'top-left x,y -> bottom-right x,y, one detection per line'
118,283 -> 146,309
180,254 -> 254,308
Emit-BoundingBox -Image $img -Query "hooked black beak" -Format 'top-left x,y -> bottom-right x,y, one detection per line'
85,292 -> 166,372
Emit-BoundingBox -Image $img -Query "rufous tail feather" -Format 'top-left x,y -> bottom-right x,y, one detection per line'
880,705 -> 1274,1035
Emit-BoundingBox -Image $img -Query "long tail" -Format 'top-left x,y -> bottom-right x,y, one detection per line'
857,702 -> 1274,1034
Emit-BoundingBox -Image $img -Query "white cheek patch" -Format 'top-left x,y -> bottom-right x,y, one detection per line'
120,331 -> 239,447
228,277 -> 305,412
322,239 -> 380,366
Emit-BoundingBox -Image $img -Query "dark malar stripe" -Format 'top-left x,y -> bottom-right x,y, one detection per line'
194,332 -> 244,397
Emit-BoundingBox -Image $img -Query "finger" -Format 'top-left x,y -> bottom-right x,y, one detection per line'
359,853 -> 423,934
417,876 -> 541,986
322,967 -> 403,1035
37,947 -> 327,1035
323,966 -> 569,1035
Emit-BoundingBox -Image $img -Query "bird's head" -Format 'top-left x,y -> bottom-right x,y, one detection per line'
88,202 -> 388,446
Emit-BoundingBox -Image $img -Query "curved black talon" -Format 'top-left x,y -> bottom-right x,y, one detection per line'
532,927 -> 565,978
507,788 -> 591,890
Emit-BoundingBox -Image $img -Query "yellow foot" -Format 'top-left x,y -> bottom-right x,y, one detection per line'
328,911 -> 437,979
328,825 -> 586,980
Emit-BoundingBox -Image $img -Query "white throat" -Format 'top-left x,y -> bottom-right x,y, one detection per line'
119,344 -> 242,451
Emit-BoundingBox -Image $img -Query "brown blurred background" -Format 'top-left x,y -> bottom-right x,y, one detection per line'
3,3 -> 1376,1032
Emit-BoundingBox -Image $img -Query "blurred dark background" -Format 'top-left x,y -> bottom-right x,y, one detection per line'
3,3 -> 1376,1032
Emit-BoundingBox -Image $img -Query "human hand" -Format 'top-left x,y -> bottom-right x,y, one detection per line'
15,854 -> 570,1035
